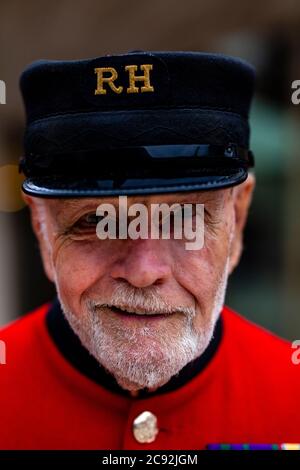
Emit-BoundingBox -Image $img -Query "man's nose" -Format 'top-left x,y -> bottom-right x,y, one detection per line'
110,239 -> 172,288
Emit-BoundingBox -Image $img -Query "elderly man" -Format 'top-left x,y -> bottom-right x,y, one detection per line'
0,51 -> 299,450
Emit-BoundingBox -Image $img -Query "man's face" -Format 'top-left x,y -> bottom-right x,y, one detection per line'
26,177 -> 254,393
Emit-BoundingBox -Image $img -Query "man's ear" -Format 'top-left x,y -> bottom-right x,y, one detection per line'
22,193 -> 55,282
228,173 -> 255,274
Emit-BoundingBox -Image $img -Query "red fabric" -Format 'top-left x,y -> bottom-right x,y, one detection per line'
0,304 -> 299,450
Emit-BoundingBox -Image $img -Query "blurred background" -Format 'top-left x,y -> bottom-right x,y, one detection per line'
0,0 -> 300,339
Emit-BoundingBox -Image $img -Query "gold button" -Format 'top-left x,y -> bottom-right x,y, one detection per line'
133,411 -> 159,443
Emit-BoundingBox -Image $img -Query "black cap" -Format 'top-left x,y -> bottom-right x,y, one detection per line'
19,51 -> 255,198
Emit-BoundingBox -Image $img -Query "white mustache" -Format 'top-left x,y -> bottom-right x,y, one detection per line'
87,285 -> 196,318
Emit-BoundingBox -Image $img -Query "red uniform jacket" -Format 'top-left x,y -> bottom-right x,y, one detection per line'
0,303 -> 299,449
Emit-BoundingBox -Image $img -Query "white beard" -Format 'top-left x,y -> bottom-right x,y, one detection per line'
56,259 -> 229,392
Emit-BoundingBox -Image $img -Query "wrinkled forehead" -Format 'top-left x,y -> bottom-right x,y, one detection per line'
42,189 -> 233,217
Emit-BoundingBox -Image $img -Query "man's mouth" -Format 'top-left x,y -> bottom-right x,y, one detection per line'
102,305 -> 174,320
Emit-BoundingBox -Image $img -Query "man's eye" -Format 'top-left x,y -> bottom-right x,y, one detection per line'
182,205 -> 194,219
182,204 -> 204,219
83,213 -> 100,225
72,213 -> 103,232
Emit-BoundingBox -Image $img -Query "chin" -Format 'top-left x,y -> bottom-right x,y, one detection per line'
59,295 -> 217,392
88,327 -> 210,392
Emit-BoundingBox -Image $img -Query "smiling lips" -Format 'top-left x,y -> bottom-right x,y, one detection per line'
106,305 -> 174,319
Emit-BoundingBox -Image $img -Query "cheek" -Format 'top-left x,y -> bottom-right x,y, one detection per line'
172,228 -> 231,318
53,240 -> 110,312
